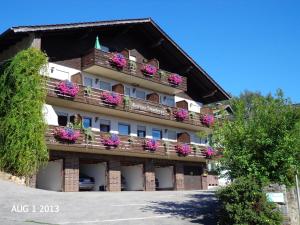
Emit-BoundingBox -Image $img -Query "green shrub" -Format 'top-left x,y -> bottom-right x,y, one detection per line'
217,177 -> 282,225
0,48 -> 48,177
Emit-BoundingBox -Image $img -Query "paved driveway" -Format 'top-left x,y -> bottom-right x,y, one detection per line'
0,180 -> 217,225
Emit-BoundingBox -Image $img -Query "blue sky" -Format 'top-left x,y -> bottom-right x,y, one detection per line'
1,0 -> 299,103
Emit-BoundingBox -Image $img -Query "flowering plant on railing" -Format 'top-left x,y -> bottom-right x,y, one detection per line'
176,144 -> 191,156
144,139 -> 158,151
204,147 -> 215,159
56,80 -> 79,97
110,53 -> 127,69
174,108 -> 188,121
54,126 -> 80,143
101,134 -> 120,147
168,73 -> 183,86
201,114 -> 215,127
141,64 -> 157,77
101,92 -> 122,106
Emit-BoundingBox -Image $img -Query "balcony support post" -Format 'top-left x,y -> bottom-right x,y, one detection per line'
145,160 -> 156,191
107,160 -> 121,192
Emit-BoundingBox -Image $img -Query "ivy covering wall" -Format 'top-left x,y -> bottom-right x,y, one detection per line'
0,48 -> 48,177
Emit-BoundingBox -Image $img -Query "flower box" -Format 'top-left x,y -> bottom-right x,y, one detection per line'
101,134 -> 120,147
204,147 -> 214,159
174,108 -> 188,121
56,80 -> 79,97
101,92 -> 122,106
168,74 -> 183,86
141,64 -> 157,77
110,53 -> 127,69
54,127 -> 80,143
176,144 -> 191,156
201,114 -> 215,127
144,139 -> 158,151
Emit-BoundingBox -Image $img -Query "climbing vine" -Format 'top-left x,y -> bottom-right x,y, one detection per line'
0,48 -> 48,177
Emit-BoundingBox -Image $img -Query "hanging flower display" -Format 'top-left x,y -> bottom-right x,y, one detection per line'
102,134 -> 120,147
204,147 -> 215,159
54,127 -> 80,143
168,74 -> 183,86
141,64 -> 157,76
110,53 -> 127,69
176,144 -> 191,156
144,139 -> 158,151
174,108 -> 189,121
56,80 -> 79,97
201,114 -> 215,127
101,92 -> 122,106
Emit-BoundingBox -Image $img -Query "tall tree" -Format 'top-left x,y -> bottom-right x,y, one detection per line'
213,90 -> 300,187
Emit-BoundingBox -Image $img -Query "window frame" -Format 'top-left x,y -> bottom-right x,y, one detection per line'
118,123 -> 131,136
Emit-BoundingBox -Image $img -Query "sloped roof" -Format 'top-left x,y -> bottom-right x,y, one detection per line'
0,18 -> 230,103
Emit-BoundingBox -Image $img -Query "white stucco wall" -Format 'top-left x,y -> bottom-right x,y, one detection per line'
121,165 -> 144,191
41,62 -> 80,81
43,104 -> 58,126
155,166 -> 174,189
80,163 -> 106,191
174,96 -> 203,113
36,160 -> 63,191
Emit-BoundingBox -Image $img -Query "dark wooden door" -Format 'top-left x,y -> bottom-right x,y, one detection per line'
184,166 -> 202,190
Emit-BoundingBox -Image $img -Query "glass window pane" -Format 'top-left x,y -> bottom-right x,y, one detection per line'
100,81 -> 111,91
125,87 -> 131,96
57,112 -> 68,126
168,130 -> 177,140
118,123 -> 130,135
165,96 -> 175,107
83,117 -> 92,129
137,126 -> 146,138
152,129 -> 162,140
84,77 -> 93,87
136,90 -> 146,100
100,119 -> 110,132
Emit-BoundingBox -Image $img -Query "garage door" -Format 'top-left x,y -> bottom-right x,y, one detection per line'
155,166 -> 174,190
80,162 -> 106,191
184,166 -> 202,190
121,165 -> 144,191
36,159 -> 63,191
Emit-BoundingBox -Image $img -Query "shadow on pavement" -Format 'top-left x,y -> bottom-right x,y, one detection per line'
142,191 -> 218,225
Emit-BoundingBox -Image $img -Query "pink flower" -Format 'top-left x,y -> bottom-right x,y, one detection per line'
204,147 -> 214,158
110,53 -> 127,68
168,74 -> 183,86
174,108 -> 188,121
101,92 -> 122,105
201,114 -> 215,127
56,80 -> 79,97
102,134 -> 120,147
141,64 -> 157,76
144,139 -> 158,151
176,144 -> 191,156
54,127 -> 80,143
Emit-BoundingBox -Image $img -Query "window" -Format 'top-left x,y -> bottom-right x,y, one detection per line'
101,45 -> 110,53
100,81 -> 111,91
194,134 -> 207,144
100,119 -> 111,132
137,126 -> 146,138
152,129 -> 162,140
83,117 -> 92,129
135,89 -> 146,100
57,112 -> 68,126
168,130 -> 177,141
84,77 -> 93,87
161,95 -> 175,107
118,123 -> 130,135
125,87 -> 131,96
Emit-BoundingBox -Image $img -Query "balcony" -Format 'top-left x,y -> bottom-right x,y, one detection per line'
46,126 -> 207,162
81,49 -> 187,94
46,78 -> 213,131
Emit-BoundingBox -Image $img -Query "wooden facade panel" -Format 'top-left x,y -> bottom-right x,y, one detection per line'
176,100 -> 188,110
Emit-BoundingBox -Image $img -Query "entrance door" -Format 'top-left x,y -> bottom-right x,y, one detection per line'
36,159 -> 63,191
183,166 -> 202,190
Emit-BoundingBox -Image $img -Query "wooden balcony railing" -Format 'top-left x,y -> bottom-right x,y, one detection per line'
46,126 -> 207,161
81,48 -> 187,92
46,78 -> 213,130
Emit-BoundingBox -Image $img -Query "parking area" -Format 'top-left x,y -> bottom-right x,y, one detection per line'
0,179 -> 217,225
